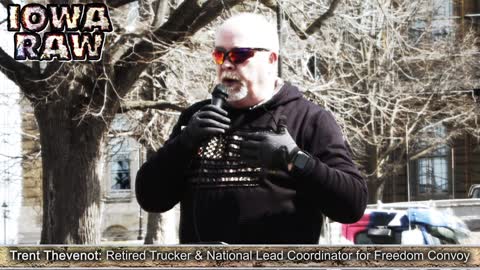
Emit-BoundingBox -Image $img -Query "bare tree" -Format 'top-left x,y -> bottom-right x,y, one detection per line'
0,0 -> 250,244
277,0 -> 480,201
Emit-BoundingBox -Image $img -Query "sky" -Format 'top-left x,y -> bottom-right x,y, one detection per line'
0,6 -> 22,245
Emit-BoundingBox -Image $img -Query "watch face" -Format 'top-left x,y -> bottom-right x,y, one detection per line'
294,151 -> 309,169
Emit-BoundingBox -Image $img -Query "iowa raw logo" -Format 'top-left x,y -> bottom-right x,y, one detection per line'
7,4 -> 112,61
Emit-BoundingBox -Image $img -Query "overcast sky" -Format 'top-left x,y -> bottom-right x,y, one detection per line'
0,7 -> 22,244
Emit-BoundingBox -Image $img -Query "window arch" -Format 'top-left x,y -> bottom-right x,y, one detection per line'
103,225 -> 129,241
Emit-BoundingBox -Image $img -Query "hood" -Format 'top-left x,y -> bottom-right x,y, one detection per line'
262,82 -> 303,109
225,82 -> 303,113
223,82 -> 304,132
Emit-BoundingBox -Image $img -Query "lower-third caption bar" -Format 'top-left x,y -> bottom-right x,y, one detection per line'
1,246 -> 479,268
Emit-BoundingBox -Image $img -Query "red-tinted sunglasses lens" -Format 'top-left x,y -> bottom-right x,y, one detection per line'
212,48 -> 256,65
212,50 -> 225,64
229,48 -> 255,64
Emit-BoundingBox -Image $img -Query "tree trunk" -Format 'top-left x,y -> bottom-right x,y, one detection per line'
365,144 -> 380,203
365,143 -> 387,203
366,178 -> 385,203
144,213 -> 161,244
375,180 -> 385,203
35,101 -> 107,244
144,206 -> 179,244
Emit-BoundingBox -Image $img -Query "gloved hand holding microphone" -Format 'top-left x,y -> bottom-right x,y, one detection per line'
179,84 -> 230,150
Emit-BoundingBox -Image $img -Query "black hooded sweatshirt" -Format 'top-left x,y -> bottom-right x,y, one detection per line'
136,82 -> 368,244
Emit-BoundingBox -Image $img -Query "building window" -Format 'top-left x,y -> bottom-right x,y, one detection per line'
409,0 -> 455,42
415,125 -> 450,196
464,0 -> 480,33
108,137 -> 133,196
432,0 -> 454,40
111,154 -> 131,191
417,148 -> 449,194
433,0 -> 453,17
103,225 -> 130,241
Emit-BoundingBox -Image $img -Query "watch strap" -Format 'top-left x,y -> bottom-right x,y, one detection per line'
288,146 -> 301,163
291,149 -> 312,172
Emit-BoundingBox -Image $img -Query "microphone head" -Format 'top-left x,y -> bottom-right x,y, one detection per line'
211,84 -> 229,107
277,115 -> 288,133
212,84 -> 228,100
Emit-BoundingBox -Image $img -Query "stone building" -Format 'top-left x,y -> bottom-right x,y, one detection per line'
381,0 -> 480,202
100,115 -> 146,243
17,110 -> 147,244
17,103 -> 42,244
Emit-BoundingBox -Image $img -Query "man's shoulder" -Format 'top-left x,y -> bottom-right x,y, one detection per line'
283,83 -> 329,116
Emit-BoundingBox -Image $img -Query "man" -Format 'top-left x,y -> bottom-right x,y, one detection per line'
136,13 -> 367,244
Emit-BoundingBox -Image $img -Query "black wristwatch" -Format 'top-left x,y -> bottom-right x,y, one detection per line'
290,149 -> 311,171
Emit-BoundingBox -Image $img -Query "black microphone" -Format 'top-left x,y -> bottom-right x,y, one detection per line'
277,115 -> 288,134
211,84 -> 228,108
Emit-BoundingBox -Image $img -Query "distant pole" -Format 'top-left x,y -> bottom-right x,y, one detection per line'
2,202 -> 7,244
137,207 -> 143,240
276,0 -> 282,77
137,147 -> 144,241
451,147 -> 455,199
406,124 -> 411,202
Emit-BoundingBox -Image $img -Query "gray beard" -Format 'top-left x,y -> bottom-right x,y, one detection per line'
226,85 -> 248,102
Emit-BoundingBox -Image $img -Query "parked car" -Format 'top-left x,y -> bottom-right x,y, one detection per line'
468,184 -> 480,198
339,208 -> 470,245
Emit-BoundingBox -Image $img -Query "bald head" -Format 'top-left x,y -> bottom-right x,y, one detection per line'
215,13 -> 279,53
214,13 -> 280,108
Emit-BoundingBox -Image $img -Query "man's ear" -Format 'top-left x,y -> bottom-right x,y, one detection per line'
269,52 -> 278,64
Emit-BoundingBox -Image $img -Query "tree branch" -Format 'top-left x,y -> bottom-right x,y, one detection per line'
106,0 -> 137,8
109,0 -> 244,116
260,0 -> 341,40
304,0 -> 341,36
120,100 -> 186,112
260,0 -> 308,39
0,47 -> 37,89
152,0 -> 244,43
0,0 -> 13,9
42,61 -> 64,79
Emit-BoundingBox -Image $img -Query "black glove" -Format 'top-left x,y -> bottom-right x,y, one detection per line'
179,104 -> 230,150
239,117 -> 298,170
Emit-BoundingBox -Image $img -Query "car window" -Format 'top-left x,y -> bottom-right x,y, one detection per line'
426,226 -> 459,244
354,230 -> 402,244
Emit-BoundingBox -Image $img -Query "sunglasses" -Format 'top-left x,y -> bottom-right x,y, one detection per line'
212,47 -> 270,65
